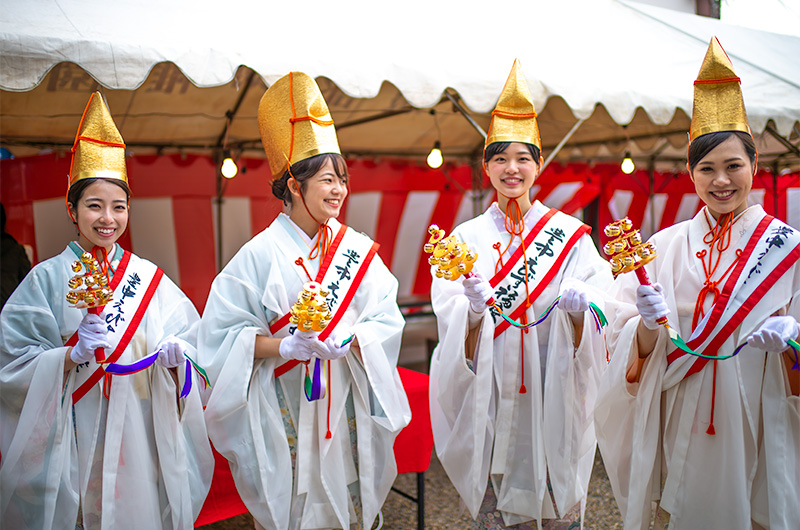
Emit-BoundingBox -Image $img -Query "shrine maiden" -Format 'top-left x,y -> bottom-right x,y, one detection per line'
0,92 -> 213,529
595,38 -> 800,529
198,72 -> 410,530
429,60 -> 613,528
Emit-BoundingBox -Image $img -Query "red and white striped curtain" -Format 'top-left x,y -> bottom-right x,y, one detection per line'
2,154 -> 797,309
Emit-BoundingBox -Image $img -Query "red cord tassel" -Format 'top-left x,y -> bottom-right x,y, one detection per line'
325,359 -> 332,439
103,372 -> 113,399
519,316 -> 527,394
706,360 -> 718,435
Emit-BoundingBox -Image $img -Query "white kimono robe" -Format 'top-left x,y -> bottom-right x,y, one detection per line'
429,201 -> 613,525
198,214 -> 410,530
595,205 -> 800,529
0,244 -> 213,530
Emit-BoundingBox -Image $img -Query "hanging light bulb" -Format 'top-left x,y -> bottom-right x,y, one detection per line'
221,150 -> 238,179
427,141 -> 443,169
621,151 -> 635,174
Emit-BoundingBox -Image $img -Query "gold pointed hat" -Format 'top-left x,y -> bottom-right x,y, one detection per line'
69,92 -> 128,188
258,72 -> 341,180
485,59 -> 541,150
689,37 -> 749,141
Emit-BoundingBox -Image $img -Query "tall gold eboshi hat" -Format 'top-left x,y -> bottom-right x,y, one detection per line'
69,92 -> 128,188
485,59 -> 541,150
689,37 -> 750,142
258,72 -> 341,180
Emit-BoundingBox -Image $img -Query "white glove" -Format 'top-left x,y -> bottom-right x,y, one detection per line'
71,313 -> 111,364
747,316 -> 799,352
316,326 -> 353,361
558,279 -> 590,314
279,330 -> 320,362
463,274 -> 492,314
155,336 -> 187,368
636,283 -> 670,330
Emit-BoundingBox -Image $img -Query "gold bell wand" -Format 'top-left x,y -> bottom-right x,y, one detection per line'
424,224 -> 494,305
289,281 -> 333,333
603,218 -> 666,326
66,252 -> 114,362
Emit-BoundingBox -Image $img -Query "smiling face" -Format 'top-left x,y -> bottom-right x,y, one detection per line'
690,134 -> 754,218
68,179 -> 129,252
485,142 -> 541,212
289,157 -> 348,236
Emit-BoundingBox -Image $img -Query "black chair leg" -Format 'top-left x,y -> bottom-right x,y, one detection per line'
416,471 -> 425,530
390,471 -> 426,529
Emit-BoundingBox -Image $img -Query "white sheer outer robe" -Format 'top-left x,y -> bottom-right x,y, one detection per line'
429,201 -> 613,525
0,245 -> 214,530
198,214 -> 410,530
595,205 -> 800,530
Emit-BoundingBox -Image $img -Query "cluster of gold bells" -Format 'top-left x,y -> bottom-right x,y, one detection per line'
290,281 -> 332,332
66,252 -> 113,308
424,225 -> 478,281
602,218 -> 657,279
424,218 -> 655,285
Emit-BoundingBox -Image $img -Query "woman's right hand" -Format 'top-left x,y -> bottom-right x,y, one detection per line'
463,274 -> 492,314
636,283 -> 670,330
632,284 -> 669,365
279,330 -> 321,361
70,313 -> 111,364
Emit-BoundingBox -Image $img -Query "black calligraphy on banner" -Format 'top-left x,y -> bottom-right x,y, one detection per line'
326,249 -> 360,306
488,227 -> 568,324
105,273 -> 141,333
744,225 -> 795,285
534,228 -> 566,258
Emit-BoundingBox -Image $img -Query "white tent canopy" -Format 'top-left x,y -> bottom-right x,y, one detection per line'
2,0 -> 799,169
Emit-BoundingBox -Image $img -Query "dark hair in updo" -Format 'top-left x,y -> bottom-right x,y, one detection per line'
272,153 -> 349,206
687,131 -> 756,172
483,142 -> 541,165
67,178 -> 131,223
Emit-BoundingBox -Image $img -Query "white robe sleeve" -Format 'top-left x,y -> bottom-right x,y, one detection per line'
759,291 -> 800,528
429,272 -> 496,517
198,237 -> 294,530
0,258 -> 79,529
543,234 -> 614,515
593,268 -> 667,530
145,274 -> 214,528
333,255 -> 410,528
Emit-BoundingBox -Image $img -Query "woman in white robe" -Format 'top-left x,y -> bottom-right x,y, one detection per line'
198,72 -> 410,530
429,60 -> 613,528
0,92 -> 213,529
594,39 -> 800,530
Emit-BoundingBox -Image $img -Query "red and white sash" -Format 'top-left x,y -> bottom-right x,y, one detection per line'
666,216 -> 800,378
488,209 -> 590,338
66,246 -> 164,402
272,224 -> 379,377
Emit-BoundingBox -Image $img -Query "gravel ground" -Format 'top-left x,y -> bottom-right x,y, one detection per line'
198,450 -> 623,529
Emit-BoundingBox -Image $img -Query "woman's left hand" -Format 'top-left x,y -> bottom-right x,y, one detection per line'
747,316 -> 799,352
155,337 -> 187,368
316,327 -> 353,361
558,278 -> 590,314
